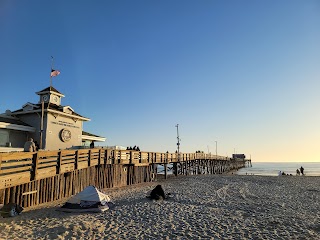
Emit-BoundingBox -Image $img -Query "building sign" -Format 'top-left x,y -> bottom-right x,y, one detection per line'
51,120 -> 80,129
60,129 -> 72,142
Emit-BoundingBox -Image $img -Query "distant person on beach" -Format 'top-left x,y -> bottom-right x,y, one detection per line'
296,169 -> 300,176
300,166 -> 304,175
90,141 -> 94,148
278,171 -> 282,176
24,138 -> 36,152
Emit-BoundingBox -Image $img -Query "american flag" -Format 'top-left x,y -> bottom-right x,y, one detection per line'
51,69 -> 61,77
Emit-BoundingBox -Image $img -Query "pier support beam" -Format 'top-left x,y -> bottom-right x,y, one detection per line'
164,163 -> 168,179
173,163 -> 178,176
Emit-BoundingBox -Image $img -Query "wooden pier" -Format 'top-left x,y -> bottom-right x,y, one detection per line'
0,148 -> 249,208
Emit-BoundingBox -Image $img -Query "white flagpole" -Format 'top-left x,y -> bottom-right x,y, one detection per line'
50,56 -> 54,87
40,100 -> 44,149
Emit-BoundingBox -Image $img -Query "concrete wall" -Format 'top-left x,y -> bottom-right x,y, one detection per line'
9,129 -> 28,148
18,113 -> 42,144
10,112 -> 85,151
44,113 -> 83,150
0,128 -> 28,148
0,129 -> 9,147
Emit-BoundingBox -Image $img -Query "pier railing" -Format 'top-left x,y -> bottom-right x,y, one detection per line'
0,149 -> 230,189
0,149 -> 248,208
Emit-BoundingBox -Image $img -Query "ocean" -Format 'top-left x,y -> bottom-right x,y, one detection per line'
157,162 -> 320,176
236,162 -> 320,176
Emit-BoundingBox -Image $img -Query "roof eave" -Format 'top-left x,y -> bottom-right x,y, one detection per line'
11,109 -> 91,121
82,135 -> 106,142
0,122 -> 36,132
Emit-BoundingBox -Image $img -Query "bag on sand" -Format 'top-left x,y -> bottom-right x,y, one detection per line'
0,203 -> 24,218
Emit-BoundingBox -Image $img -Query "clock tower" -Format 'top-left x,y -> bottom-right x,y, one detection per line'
37,86 -> 64,106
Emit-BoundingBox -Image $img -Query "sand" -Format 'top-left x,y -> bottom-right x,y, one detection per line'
0,175 -> 319,239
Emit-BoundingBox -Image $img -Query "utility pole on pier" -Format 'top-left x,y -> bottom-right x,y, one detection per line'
215,141 -> 218,157
176,124 -> 180,161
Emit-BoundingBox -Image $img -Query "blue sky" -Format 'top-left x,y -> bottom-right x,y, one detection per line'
1,1 -> 319,162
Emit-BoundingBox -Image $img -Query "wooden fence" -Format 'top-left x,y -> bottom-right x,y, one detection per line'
0,148 -> 245,208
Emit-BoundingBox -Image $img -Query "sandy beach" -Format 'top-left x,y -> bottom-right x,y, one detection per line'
0,174 -> 319,239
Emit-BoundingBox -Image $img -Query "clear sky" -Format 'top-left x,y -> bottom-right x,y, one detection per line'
0,1 -> 319,162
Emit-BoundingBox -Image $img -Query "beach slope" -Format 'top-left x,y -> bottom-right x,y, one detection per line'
0,175 -> 319,239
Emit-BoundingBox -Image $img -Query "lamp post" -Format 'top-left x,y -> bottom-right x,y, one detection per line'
175,124 -> 180,161
215,141 -> 218,157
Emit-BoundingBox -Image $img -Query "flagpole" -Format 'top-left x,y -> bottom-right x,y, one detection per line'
50,56 -> 54,87
39,100 -> 44,149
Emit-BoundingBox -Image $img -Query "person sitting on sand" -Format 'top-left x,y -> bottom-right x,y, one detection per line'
296,169 -> 300,176
147,185 -> 170,200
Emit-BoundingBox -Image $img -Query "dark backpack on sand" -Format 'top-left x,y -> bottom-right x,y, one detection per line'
0,203 -> 24,218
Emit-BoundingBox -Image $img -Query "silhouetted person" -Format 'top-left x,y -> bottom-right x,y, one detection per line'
129,146 -> 132,150
34,141 -> 40,151
148,185 -> 166,200
136,146 -> 140,151
300,166 -> 304,175
24,138 -> 36,152
133,145 -> 137,151
90,141 -> 94,148
296,169 -> 300,176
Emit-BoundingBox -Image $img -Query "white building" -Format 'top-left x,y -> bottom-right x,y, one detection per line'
0,86 -> 105,152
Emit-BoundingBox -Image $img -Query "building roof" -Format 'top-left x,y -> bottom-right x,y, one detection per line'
0,116 -> 32,126
36,86 -> 62,95
82,131 -> 101,137
0,115 -> 35,132
82,131 -> 106,142
11,103 -> 89,120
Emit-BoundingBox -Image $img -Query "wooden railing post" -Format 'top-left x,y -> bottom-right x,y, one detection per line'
75,150 -> 79,170
98,149 -> 102,165
31,152 -> 38,181
88,150 -> 92,166
130,150 -> 133,164
105,149 -> 109,164
57,151 -> 62,174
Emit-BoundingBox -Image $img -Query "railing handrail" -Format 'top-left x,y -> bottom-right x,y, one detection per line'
0,148 -> 247,189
